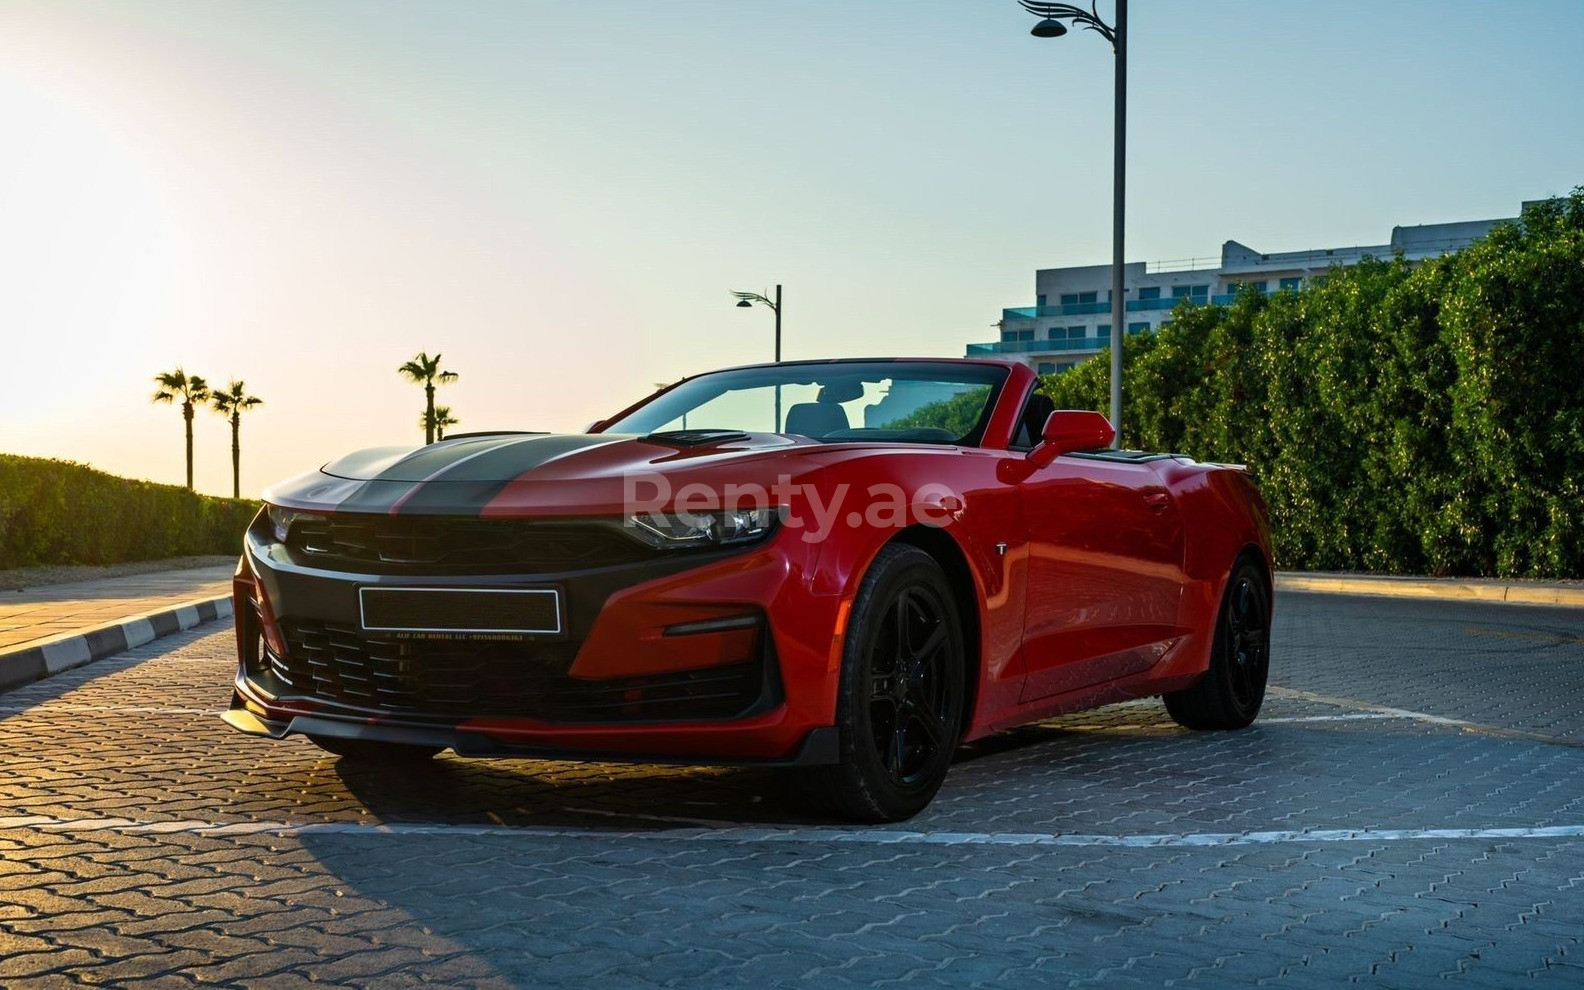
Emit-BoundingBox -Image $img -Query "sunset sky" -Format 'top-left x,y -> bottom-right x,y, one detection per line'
3,0 -> 1581,498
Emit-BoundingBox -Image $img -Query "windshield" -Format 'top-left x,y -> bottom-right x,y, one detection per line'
602,361 -> 1009,446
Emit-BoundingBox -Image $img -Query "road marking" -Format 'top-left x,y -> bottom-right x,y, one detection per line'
1,814 -> 1582,848
1046,712 -> 1399,734
1266,686 -> 1583,747
1258,713 -> 1397,724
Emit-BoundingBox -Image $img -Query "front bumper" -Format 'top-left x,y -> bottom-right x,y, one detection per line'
229,519 -> 846,764
222,703 -> 840,766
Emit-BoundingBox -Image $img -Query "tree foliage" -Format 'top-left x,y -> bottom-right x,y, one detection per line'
1041,189 -> 1584,578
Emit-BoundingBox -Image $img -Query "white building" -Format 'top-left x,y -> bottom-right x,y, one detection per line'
970,206 -> 1521,374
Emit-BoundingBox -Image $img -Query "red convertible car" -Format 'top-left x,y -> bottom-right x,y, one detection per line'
226,358 -> 1272,821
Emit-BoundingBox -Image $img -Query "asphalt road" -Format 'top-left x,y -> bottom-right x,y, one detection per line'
2,592 -> 1581,988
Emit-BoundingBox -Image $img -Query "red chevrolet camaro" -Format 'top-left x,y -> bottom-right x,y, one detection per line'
227,358 -> 1272,821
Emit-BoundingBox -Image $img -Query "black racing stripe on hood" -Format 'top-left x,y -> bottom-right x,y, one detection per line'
336,434 -> 623,516
362,435 -> 532,483
410,434 -> 618,484
335,479 -> 424,515
394,434 -> 623,515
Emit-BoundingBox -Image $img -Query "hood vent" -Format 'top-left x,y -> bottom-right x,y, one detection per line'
642,429 -> 751,448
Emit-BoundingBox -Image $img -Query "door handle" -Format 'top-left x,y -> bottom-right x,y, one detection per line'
1143,492 -> 1170,510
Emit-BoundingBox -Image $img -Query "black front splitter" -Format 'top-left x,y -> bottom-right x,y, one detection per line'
222,701 -> 840,768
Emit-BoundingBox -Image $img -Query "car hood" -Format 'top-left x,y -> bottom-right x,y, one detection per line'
263,431 -> 834,517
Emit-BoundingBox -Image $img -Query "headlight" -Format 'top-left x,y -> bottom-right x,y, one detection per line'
266,505 -> 327,543
626,508 -> 777,548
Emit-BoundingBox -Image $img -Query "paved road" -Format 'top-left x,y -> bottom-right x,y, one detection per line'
1,592 -> 1581,987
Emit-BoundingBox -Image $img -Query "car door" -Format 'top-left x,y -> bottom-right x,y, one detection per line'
1016,453 -> 1186,702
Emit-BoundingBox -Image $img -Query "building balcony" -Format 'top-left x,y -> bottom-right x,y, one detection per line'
1002,297 -> 1182,322
966,338 -> 1107,357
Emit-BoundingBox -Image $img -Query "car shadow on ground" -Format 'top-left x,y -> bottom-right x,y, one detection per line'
319,702 -> 1187,831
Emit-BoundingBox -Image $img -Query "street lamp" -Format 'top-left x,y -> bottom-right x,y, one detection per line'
1019,1 -> 1126,449
731,284 -> 782,363
733,283 -> 784,430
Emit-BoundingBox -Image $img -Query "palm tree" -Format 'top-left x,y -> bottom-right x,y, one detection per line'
398,352 -> 459,445
151,368 -> 211,491
424,405 -> 459,441
210,380 -> 264,499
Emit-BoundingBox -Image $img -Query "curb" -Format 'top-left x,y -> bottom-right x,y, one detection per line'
1275,573 -> 1584,608
0,596 -> 234,694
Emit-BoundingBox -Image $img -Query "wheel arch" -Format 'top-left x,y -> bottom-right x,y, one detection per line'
889,524 -> 983,734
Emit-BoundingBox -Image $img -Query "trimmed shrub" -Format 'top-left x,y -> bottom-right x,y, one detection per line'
1040,188 -> 1584,579
0,454 -> 258,568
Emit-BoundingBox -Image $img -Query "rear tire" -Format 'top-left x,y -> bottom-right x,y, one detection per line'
1164,556 -> 1271,730
792,544 -> 965,823
307,735 -> 443,762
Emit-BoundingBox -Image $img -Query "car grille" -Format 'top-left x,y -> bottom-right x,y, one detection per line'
269,620 -> 769,723
289,516 -> 649,574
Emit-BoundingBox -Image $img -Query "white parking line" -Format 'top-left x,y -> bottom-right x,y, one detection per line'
1,814 -> 1581,848
1266,686 -> 1582,747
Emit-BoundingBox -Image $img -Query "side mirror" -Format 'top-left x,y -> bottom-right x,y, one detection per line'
1028,410 -> 1116,468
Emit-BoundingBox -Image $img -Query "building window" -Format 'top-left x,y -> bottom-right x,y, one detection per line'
1279,277 -> 1301,291
1037,362 -> 1055,374
1002,331 -> 1016,342
1097,324 -> 1111,337
1056,362 -> 1077,373
1037,294 -> 1047,307
1138,286 -> 1161,300
1059,293 -> 1078,305
1078,291 -> 1098,304
1249,280 -> 1269,294
1128,322 -> 1150,334
1017,329 -> 1034,341
1191,284 -> 1209,297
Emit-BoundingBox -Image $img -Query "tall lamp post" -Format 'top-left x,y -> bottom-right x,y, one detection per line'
733,284 -> 784,429
732,284 -> 782,363
1019,1 -> 1126,449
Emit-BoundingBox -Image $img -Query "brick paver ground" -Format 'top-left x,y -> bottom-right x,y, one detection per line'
0,591 -> 1581,987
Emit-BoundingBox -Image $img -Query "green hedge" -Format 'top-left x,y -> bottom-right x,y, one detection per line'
0,454 -> 258,569
1042,189 -> 1584,579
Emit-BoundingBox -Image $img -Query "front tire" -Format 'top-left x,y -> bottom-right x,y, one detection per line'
795,544 -> 966,823
1164,556 -> 1271,730
307,735 -> 443,763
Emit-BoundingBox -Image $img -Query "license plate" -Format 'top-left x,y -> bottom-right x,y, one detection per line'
358,587 -> 562,636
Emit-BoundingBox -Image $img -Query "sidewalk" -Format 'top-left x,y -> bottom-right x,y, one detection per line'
0,563 -> 1579,696
0,565 -> 234,693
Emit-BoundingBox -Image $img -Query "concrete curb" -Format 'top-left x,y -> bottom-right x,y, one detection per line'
1276,572 -> 1584,608
0,596 -> 234,694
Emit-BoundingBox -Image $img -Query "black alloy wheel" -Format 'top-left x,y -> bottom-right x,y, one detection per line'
1164,556 -> 1271,730
868,584 -> 957,788
793,543 -> 966,822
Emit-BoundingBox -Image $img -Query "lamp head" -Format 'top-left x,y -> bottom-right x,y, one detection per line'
736,299 -> 753,308
1030,18 -> 1068,38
